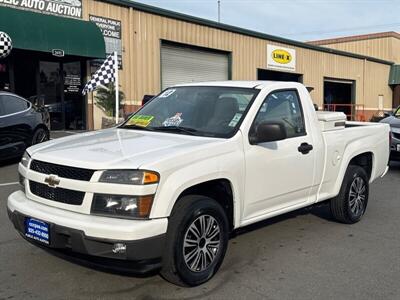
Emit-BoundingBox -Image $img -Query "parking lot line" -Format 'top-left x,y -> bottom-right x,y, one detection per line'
0,182 -> 19,187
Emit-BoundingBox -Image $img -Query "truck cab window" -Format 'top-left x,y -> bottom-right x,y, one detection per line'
254,90 -> 306,138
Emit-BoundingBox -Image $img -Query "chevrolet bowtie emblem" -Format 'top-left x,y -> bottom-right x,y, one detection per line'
44,175 -> 60,188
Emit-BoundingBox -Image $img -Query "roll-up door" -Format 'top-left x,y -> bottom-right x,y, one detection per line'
161,44 -> 229,89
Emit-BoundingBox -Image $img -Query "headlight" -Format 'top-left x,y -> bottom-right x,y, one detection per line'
91,194 -> 154,219
99,170 -> 159,185
21,151 -> 31,168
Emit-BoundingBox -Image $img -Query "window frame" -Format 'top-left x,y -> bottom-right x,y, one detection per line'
0,94 -> 32,118
248,88 -> 307,142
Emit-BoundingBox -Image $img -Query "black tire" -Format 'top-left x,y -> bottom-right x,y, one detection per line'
31,127 -> 49,145
330,165 -> 369,224
160,195 -> 229,287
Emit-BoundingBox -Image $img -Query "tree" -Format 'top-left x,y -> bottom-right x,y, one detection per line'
94,84 -> 125,117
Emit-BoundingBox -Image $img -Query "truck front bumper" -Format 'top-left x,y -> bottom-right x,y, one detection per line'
7,191 -> 168,274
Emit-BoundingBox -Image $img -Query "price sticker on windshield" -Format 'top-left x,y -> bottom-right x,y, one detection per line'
229,113 -> 242,127
127,115 -> 154,127
163,113 -> 183,127
159,89 -> 176,98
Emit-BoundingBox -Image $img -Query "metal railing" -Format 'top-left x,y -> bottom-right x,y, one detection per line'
323,103 -> 366,121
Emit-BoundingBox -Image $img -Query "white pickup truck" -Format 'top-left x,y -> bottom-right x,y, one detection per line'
8,81 -> 390,286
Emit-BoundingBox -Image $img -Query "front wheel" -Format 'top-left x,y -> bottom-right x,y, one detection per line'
160,195 -> 229,286
31,127 -> 49,145
330,165 -> 369,224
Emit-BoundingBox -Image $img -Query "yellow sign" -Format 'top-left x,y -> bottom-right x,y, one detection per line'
272,49 -> 292,64
127,115 -> 154,127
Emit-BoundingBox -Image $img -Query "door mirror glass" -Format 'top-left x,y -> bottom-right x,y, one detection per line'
249,121 -> 287,144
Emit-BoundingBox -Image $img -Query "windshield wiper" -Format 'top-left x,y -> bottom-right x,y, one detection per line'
151,126 -> 199,135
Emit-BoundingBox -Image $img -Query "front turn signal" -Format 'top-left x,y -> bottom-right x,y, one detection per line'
143,171 -> 159,184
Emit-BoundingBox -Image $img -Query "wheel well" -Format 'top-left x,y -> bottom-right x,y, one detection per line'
349,152 -> 373,180
178,179 -> 234,231
33,124 -> 49,134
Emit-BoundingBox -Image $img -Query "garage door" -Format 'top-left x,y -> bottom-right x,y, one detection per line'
161,44 -> 229,89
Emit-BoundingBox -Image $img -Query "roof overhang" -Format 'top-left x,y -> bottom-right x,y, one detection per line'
0,6 -> 105,59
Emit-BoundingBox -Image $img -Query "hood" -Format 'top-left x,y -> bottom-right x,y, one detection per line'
380,116 -> 400,128
28,129 -> 222,170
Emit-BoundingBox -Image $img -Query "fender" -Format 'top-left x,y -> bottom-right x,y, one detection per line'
149,152 -> 244,229
332,144 -> 375,198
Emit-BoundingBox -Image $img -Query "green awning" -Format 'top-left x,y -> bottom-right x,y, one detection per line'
389,65 -> 400,85
0,6 -> 105,59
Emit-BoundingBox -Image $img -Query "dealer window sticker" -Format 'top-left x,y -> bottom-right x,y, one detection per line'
228,113 -> 243,127
163,113 -> 183,127
159,89 -> 176,98
127,115 -> 154,127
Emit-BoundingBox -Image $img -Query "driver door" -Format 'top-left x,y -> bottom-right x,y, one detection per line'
243,89 -> 315,221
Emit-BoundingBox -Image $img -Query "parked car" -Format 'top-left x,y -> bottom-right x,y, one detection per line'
8,81 -> 389,287
380,106 -> 400,160
0,92 -> 50,161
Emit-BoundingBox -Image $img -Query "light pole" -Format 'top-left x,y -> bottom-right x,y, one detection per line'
218,0 -> 221,22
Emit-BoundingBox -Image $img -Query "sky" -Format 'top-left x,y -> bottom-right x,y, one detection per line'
132,0 -> 400,42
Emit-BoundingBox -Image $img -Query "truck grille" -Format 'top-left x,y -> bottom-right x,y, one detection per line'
29,181 -> 85,205
30,160 -> 94,181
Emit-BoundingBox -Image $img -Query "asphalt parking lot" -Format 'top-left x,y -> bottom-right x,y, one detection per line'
0,134 -> 399,299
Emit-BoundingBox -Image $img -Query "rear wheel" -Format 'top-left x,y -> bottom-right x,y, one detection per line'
31,127 -> 49,145
330,165 -> 369,224
160,195 -> 229,286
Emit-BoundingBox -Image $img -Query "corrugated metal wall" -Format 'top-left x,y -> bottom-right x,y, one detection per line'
82,0 -> 393,112
315,37 -> 396,63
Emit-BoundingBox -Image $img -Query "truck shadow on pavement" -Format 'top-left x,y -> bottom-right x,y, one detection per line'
37,245 -> 161,278
231,202 -> 333,239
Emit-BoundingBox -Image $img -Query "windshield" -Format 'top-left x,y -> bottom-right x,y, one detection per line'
121,86 -> 259,138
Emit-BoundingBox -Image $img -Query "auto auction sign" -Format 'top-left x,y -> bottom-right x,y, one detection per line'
0,0 -> 82,19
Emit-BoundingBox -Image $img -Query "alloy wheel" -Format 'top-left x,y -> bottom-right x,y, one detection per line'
348,176 -> 366,216
182,215 -> 221,273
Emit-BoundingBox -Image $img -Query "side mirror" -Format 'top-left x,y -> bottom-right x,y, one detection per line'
383,111 -> 393,118
249,121 -> 287,144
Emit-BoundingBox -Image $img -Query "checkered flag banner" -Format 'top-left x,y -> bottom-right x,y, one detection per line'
82,53 -> 116,95
0,31 -> 13,59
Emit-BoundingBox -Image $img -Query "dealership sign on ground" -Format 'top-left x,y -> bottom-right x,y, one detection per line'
0,0 -> 82,19
267,44 -> 296,72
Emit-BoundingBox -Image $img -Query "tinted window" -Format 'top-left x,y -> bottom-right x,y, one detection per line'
0,95 -> 30,116
254,90 -> 306,138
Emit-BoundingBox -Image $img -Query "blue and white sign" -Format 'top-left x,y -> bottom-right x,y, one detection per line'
25,218 -> 50,245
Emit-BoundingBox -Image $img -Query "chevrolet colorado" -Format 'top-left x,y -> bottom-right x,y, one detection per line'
7,81 -> 390,286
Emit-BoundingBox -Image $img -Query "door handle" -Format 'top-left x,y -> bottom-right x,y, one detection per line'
298,142 -> 313,154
